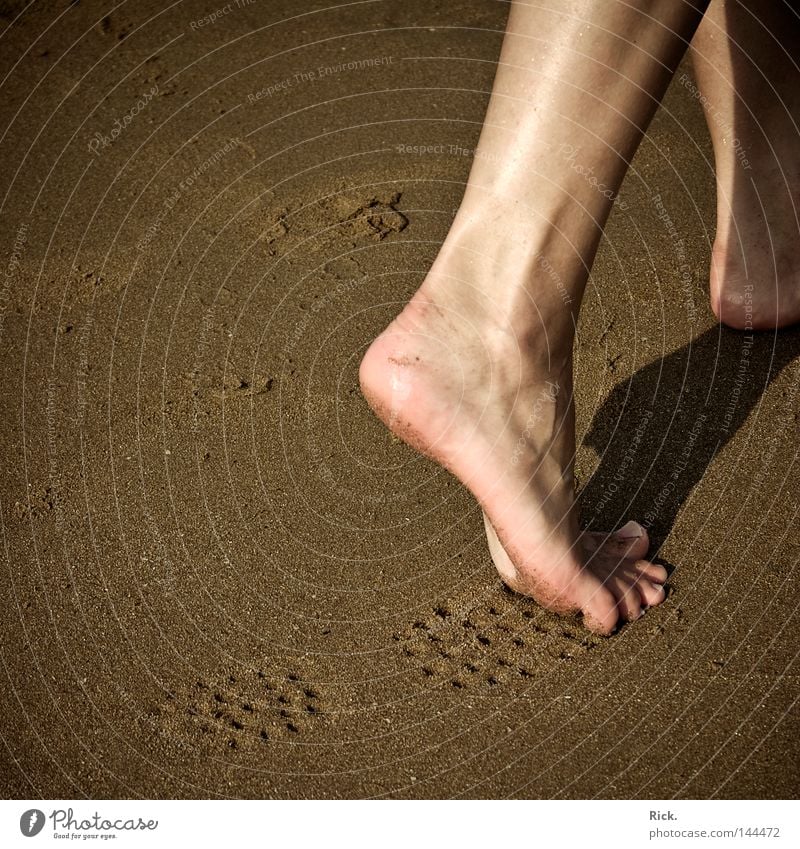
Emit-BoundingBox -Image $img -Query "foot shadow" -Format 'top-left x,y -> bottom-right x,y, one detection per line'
580,324 -> 800,552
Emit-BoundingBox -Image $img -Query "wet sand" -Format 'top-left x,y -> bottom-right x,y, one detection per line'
0,0 -> 798,798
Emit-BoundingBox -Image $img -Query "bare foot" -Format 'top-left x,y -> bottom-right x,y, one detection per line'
692,1 -> 800,330
360,265 -> 667,635
708,160 -> 800,330
358,0 -> 701,633
484,514 -> 666,624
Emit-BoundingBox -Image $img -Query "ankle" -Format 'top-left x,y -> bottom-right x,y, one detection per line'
385,289 -> 573,399
419,225 -> 580,365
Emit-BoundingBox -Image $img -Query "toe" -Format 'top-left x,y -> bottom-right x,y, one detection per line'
608,573 -> 643,622
637,578 -> 666,609
612,521 -> 650,559
581,583 -> 620,635
583,523 -> 649,560
632,559 -> 668,585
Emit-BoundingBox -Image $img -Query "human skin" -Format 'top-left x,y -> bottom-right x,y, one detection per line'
361,0 -> 714,633
691,0 -> 800,329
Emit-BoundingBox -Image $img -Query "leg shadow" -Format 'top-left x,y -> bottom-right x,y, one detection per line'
580,324 -> 800,549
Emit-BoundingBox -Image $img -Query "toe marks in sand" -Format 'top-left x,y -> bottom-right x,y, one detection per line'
318,190 -> 409,244
154,667 -> 324,751
394,591 -> 599,691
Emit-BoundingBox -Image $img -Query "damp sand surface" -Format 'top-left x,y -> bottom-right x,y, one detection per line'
0,0 -> 798,798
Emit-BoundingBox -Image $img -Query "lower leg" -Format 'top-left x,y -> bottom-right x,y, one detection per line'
691,0 -> 800,329
361,0 -> 705,633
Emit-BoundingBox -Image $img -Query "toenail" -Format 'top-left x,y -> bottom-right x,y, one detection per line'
616,520 -> 643,539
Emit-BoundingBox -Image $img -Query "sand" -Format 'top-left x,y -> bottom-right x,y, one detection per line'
0,0 -> 797,799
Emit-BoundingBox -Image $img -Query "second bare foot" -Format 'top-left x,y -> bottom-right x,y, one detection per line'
693,2 -> 800,330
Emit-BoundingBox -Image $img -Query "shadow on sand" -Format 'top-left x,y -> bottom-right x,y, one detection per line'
580,323 -> 800,552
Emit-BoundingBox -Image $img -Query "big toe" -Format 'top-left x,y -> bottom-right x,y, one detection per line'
612,521 -> 650,559
581,583 -> 620,635
583,521 -> 649,561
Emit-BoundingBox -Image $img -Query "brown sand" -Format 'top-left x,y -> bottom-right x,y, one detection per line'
0,0 -> 798,799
